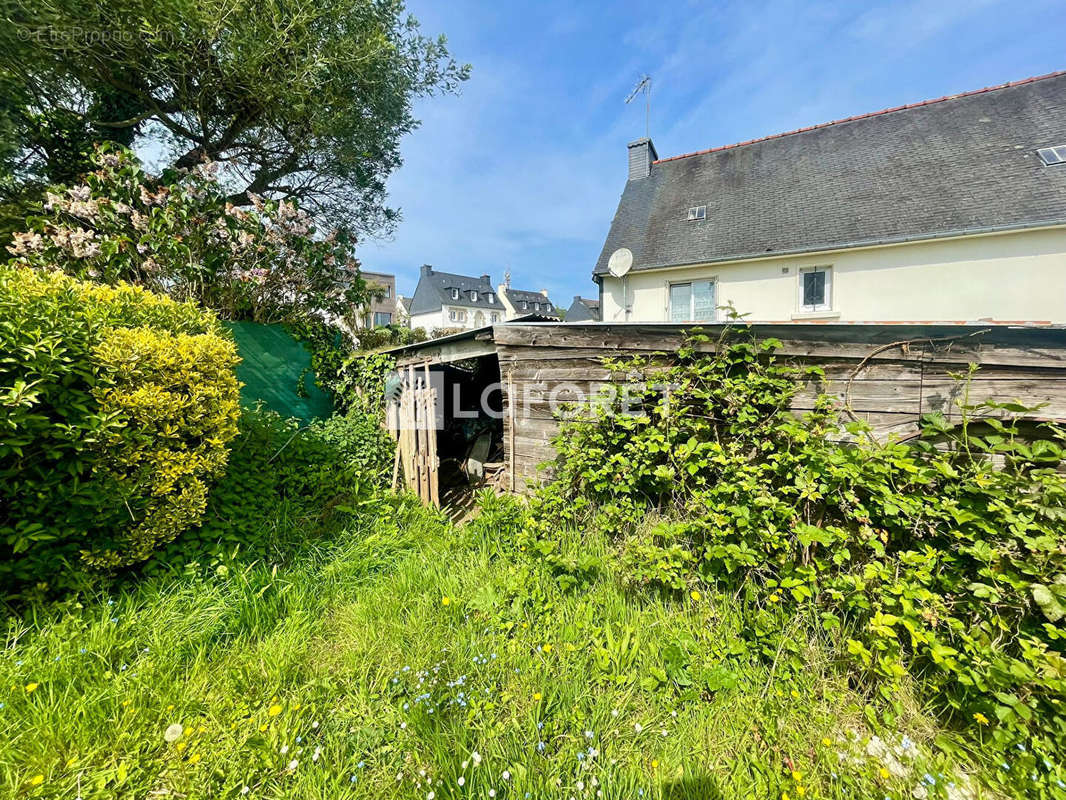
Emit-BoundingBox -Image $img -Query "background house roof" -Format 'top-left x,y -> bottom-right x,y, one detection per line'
410,266 -> 506,315
594,71 -> 1066,276
501,287 -> 560,317
566,295 -> 601,322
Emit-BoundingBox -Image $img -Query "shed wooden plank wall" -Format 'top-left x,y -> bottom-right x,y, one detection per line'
493,323 -> 1066,492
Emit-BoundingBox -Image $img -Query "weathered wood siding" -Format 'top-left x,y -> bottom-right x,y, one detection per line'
494,323 -> 1066,492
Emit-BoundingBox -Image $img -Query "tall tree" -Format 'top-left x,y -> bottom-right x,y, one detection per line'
0,0 -> 468,234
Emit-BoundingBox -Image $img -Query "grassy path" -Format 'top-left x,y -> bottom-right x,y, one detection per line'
1,497 -> 990,799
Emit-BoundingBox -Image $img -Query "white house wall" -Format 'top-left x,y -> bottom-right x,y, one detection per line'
599,226 -> 1066,324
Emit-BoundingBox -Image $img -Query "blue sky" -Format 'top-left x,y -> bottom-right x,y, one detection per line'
364,0 -> 1064,306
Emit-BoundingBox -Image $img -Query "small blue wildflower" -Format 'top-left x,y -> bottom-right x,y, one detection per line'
79,648 -> 87,654
584,730 -> 594,739
55,656 -> 61,661
350,775 -> 358,783
110,617 -> 118,623
923,774 -> 935,785
1001,762 -> 1010,771
108,599 -> 115,606
404,703 -> 409,710
537,741 -> 546,752
296,737 -> 302,744
357,761 -> 365,769
537,722 -> 544,730
638,791 -> 644,797
577,752 -> 585,762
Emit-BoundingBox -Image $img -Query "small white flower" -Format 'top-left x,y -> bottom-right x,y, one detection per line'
502,771 -> 510,780
427,793 -> 435,800
458,776 -> 466,787
471,751 -> 482,766
287,759 -> 298,771
241,787 -> 250,795
164,723 -> 183,742
312,746 -> 322,762
489,791 -> 496,798
611,709 -> 619,717
461,761 -> 468,769
311,721 -> 319,729
280,745 -> 289,755
634,723 -> 643,733
661,729 -> 668,737
577,782 -> 585,791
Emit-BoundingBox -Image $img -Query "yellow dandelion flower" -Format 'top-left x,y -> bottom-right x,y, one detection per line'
29,774 -> 44,786
166,704 -> 175,711
651,759 -> 659,769
769,593 -> 780,603
66,758 -> 76,768
782,792 -> 790,800
122,699 -> 131,707
25,683 -> 39,693
822,737 -> 832,747
791,771 -> 803,782
292,703 -> 300,711
268,704 -> 283,717
973,712 -> 990,725
879,767 -> 890,780
542,644 -> 552,654
533,692 -> 543,701
441,596 -> 451,606
176,742 -> 187,752
790,689 -> 800,699
690,590 -> 701,601
796,787 -> 806,797
258,724 -> 268,732
188,753 -> 202,764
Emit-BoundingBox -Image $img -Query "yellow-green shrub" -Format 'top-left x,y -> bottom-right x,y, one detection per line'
0,266 -> 240,590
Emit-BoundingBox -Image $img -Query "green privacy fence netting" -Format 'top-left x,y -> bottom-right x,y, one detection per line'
223,321 -> 333,423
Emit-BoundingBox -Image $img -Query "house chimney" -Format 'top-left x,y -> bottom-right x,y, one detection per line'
627,137 -> 657,181
421,264 -> 433,276
539,289 -> 549,297
480,274 -> 491,285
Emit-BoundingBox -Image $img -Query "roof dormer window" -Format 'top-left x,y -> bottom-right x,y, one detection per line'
452,288 -> 460,300
470,290 -> 478,302
486,292 -> 494,303
687,205 -> 706,221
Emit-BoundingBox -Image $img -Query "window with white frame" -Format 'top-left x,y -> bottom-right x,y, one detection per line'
668,280 -> 716,322
491,312 -> 500,323
449,309 -> 467,322
486,292 -> 494,303
798,266 -> 832,312
452,288 -> 460,300
470,290 -> 478,302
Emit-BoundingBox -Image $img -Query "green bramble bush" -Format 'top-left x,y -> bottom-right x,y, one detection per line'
0,266 -> 240,591
523,328 -> 1066,795
147,406 -> 394,575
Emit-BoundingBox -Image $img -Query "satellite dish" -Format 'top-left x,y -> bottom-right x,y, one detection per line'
607,247 -> 633,278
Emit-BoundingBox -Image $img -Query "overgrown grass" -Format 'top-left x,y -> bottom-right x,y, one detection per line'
1,493 -> 1005,799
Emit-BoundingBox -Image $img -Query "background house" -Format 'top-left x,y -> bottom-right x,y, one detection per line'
408,265 -> 506,330
355,271 -> 396,328
565,295 -> 601,321
498,284 -> 560,320
395,295 -> 412,327
594,71 -> 1066,324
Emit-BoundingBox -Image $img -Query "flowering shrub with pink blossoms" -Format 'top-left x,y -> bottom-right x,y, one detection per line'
6,144 -> 369,324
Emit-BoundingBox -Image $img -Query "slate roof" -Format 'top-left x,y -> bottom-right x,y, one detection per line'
410,266 -> 505,315
594,71 -> 1066,276
566,296 -> 601,322
501,287 -> 560,317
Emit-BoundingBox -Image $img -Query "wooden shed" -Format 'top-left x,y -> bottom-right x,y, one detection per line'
384,322 -> 1066,496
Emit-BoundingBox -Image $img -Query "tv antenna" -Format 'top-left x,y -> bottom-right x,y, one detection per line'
625,75 -> 652,139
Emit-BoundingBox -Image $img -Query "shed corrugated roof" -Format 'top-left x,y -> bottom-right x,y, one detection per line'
594,71 -> 1066,276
